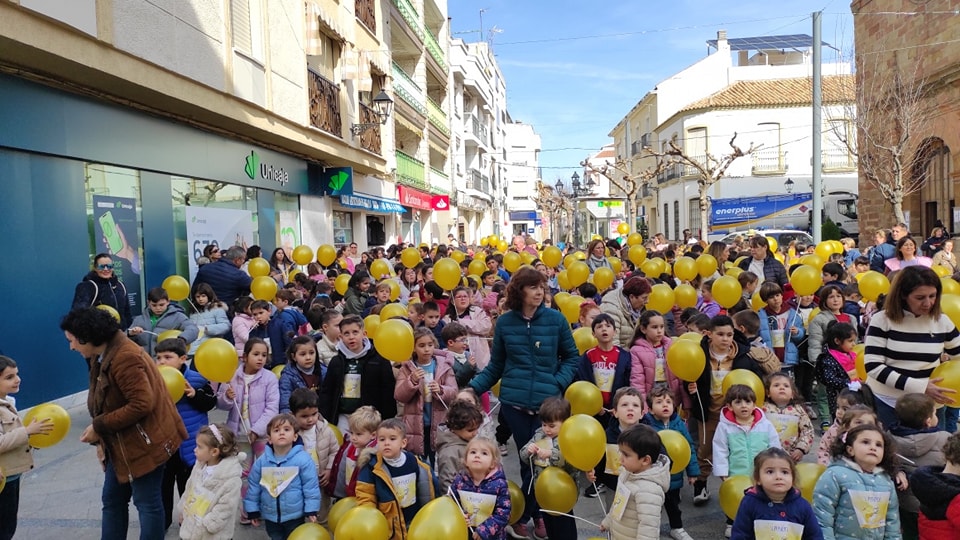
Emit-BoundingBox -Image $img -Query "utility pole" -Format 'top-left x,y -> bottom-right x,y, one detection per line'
812,11 -> 823,243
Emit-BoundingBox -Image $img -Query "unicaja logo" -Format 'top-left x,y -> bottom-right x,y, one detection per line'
244,151 -> 259,180
244,150 -> 289,186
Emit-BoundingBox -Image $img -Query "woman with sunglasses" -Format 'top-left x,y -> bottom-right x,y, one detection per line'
71,253 -> 133,329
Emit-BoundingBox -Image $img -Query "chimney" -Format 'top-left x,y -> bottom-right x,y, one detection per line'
717,30 -> 727,41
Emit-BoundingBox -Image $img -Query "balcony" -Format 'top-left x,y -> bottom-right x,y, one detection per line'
355,0 -> 376,32
357,103 -> 382,154
682,155 -> 706,178
308,69 -> 342,137
751,148 -> 788,175
427,97 -> 450,137
424,27 -> 447,71
658,162 -> 683,183
429,167 -> 450,194
392,63 -> 427,117
468,169 -> 490,192
390,0 -> 424,41
822,148 -> 857,173
466,115 -> 489,146
396,151 -> 428,190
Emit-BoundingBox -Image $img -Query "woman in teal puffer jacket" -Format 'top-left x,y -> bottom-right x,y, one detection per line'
469,267 -> 579,536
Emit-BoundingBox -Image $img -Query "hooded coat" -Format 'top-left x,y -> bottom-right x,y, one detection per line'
319,339 -> 397,422
243,443 -> 321,523
600,455 -> 671,540
176,453 -> 244,540
72,270 -> 133,329
812,458 -> 900,540
712,407 -> 782,477
912,465 -> 960,540
889,424 -> 950,514
684,333 -> 761,421
731,486 -> 823,540
394,355 -> 458,456
600,288 -> 641,347
130,303 -> 199,357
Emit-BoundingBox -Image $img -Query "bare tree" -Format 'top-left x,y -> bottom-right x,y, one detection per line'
532,179 -> 573,245
580,155 -> 673,238
826,61 -> 932,224
648,133 -> 758,242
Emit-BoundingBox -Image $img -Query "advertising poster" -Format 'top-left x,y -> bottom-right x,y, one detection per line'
92,195 -> 143,316
185,206 -> 255,281
278,210 -> 301,259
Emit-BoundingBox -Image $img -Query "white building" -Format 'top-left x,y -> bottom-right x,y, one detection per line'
609,31 -> 857,241
503,118 -> 542,238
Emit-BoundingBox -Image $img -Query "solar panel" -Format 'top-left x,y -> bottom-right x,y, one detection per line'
706,34 -> 834,51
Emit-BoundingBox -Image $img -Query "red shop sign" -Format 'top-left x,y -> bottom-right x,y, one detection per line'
431,195 -> 450,211
398,186 -> 433,210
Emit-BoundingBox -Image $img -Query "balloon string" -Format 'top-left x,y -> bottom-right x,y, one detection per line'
592,481 -> 607,516
695,391 -> 707,446
185,298 -> 199,313
445,487 -> 477,537
539,510 -> 602,528
141,330 -> 159,336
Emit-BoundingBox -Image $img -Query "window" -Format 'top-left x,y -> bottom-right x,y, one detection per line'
673,201 -> 680,241
752,122 -> 785,174
275,193 -> 301,258
663,203 -> 669,239
333,211 -> 353,246
309,33 -> 339,81
231,0 -> 264,60
684,128 -> 707,176
824,119 -> 856,171
688,198 -> 701,237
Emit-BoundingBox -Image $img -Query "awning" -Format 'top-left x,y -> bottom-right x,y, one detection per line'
340,193 -> 405,214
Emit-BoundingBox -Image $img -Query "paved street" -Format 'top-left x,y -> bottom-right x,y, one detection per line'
18,401 -> 754,539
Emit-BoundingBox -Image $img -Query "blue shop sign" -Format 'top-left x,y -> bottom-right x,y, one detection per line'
509,211 -> 537,221
340,193 -> 405,214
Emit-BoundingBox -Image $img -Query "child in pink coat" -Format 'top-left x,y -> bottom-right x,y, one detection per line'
628,310 -> 686,406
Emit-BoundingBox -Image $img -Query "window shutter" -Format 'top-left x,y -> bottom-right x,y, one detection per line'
232,0 -> 252,55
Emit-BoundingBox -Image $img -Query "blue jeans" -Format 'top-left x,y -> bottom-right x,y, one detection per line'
101,459 -> 166,540
265,519 -> 302,540
946,407 -> 958,433
500,405 -> 541,523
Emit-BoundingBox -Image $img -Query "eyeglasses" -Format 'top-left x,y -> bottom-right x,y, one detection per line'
211,248 -> 219,253
97,264 -> 114,270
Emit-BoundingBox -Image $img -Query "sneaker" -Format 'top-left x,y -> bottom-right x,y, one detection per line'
670,529 -> 694,540
804,403 -> 818,420
533,517 -> 547,539
499,444 -> 509,456
506,521 -> 530,539
725,524 -> 732,538
584,483 -> 606,498
693,481 -> 710,506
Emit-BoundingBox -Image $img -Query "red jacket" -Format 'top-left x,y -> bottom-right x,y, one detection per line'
914,465 -> 960,540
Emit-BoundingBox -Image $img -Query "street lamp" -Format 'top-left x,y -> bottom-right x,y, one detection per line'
350,90 -> 394,137
784,177 -> 795,194
559,172 -> 597,248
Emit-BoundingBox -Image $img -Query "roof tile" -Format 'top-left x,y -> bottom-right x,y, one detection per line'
680,75 -> 854,112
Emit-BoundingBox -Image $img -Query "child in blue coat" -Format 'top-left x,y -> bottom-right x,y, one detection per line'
731,447 -> 822,539
757,282 -> 806,374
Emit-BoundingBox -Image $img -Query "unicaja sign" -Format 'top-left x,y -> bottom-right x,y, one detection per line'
244,151 -> 289,186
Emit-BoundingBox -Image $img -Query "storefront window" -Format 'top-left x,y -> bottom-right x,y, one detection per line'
85,163 -> 146,315
170,177 -> 259,280
275,192 -> 301,258
333,211 -> 353,246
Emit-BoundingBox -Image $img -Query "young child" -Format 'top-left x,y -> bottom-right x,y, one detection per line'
289,388 -> 339,524
0,355 -> 53,540
714,384 -> 783,537
730,447 -> 822,540
757,282 -> 806,375
685,313 -> 711,335
812,425 -> 901,538
419,301 -> 446,346
319,314 -> 396,434
816,321 -> 861,420
890,393 -> 950,539
732,310 -> 782,375
819,404 -> 879,466
738,271 -> 759,302
807,284 -> 854,427
278,336 -> 322,414
395,328 -> 458,464
641,385 -> 700,540
441,322 -> 476,389
518,397 -> 574,539
176,424 -> 243,540
912,432 -> 960,537
599,424 -> 671,540
363,281 -> 393,317
628,310 -> 684,400
816,391 -> 867,466
232,296 -> 257,356
129,286 -> 199,356
244,413 -> 322,538
594,386 -> 646,497
187,283 -> 231,357
762,372 -> 814,462
356,418 -> 438,540
698,278 -> 722,318
578,313 -> 632,421
314,309 -> 342,368
435,398 -> 485,492
328,406 -> 380,499
578,301 -> 602,330
216,337 -> 279,524
449,438 -> 512,540
842,284 -> 863,335
155,338 -> 218,531
266,289 -> 308,368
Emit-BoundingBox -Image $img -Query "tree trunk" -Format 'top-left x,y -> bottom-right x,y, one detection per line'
700,190 -> 710,243
893,204 -> 907,227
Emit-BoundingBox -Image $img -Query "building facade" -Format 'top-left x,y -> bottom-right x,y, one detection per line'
503,118 -> 542,239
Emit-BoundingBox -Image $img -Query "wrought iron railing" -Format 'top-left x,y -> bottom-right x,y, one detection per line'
355,0 -> 376,32
308,69 -> 342,137
358,103 -> 382,154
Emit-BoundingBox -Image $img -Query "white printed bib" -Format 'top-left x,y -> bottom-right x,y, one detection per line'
458,490 -> 497,526
533,439 -> 552,468
604,443 -> 622,475
260,466 -> 299,498
754,520 -> 804,540
344,373 -> 361,399
711,370 -> 730,397
767,412 -> 800,442
849,490 -> 890,529
655,357 -> 666,382
393,472 -> 417,507
610,483 -> 631,520
594,367 -> 615,392
181,485 -> 215,521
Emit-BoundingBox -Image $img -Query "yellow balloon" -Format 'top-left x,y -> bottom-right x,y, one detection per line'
400,247 -> 421,269
628,245 -> 647,266
593,267 -> 615,291
497,240 -> 508,252
292,245 -> 314,265
553,291 -> 571,309
790,265 -> 822,296
719,475 -> 753,519
562,254 -> 577,270
572,326 -> 598,354
271,365 -> 284,379
289,522 -> 331,540
535,466 -> 579,514
520,251 -> 536,265
943,278 -> 960,296
334,505 -> 391,540
433,258 -> 461,291
363,314 -> 381,340
674,284 -> 698,309
374,319 -> 414,362
556,270 -> 571,291
932,361 -> 960,407
194,338 -> 238,383
859,271 -> 890,302
96,304 -> 121,322
641,259 -> 662,278
627,233 -> 643,246
23,403 -> 71,448
712,276 -> 743,309
503,251 -> 522,273
666,339 -> 705,382
382,279 -> 399,302
369,259 -> 391,279
335,274 -> 350,295
492,379 -> 501,397
542,246 -> 563,268
450,250 -> 466,263
934,265 -> 952,278
722,369 -> 766,404
853,343 -> 867,381
725,267 -> 743,278
800,254 -> 825,270
943,294 -> 960,332
557,415 -> 606,471
646,283 -> 676,314
379,303 -> 407,321
328,422 -> 344,446
674,257 -> 698,281
157,329 -> 181,343
480,237 -> 490,247
696,254 -> 718,278
158,365 -> 186,402
251,276 -> 278,301
288,269 -> 303,282
248,257 -> 271,278
608,257 -> 622,274
162,275 -> 191,301
508,480 -> 525,524
617,223 -> 630,235
796,462 -> 826,503
659,429 -> 691,474
751,291 -> 765,311
679,331 -> 703,342
807,307 -> 822,325
766,236 -> 779,253
407,496 -> 469,540
566,261 -> 590,287
815,241 -> 838,261
564,381 -> 603,416
561,295 -> 585,324
468,258 -> 487,277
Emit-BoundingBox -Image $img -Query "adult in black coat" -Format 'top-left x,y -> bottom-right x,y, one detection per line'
71,253 -> 133,329
193,246 -> 252,307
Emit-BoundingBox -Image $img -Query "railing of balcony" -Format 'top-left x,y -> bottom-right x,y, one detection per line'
658,162 -> 683,183
468,115 -> 488,145
424,27 -> 447,70
751,147 -> 787,175
396,151 -> 427,190
822,148 -> 857,172
683,155 -> 706,178
308,69 -> 342,137
355,0 -> 376,32
469,169 -> 483,191
390,0 -> 424,41
427,97 -> 450,136
358,103 -> 382,154
392,62 -> 427,116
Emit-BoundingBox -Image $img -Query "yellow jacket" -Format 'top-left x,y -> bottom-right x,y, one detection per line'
355,449 -> 437,540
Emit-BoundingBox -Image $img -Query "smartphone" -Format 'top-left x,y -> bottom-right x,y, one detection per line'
100,211 -> 123,254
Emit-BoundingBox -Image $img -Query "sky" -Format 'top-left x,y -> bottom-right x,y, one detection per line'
446,0 -> 854,186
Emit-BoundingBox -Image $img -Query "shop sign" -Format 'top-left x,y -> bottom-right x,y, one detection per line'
398,186 -> 433,210
597,201 -> 623,207
340,193 -> 405,214
244,151 -> 289,186
431,195 -> 450,211
318,166 -> 354,196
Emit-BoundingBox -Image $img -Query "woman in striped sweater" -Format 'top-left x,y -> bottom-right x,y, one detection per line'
864,265 -> 960,428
